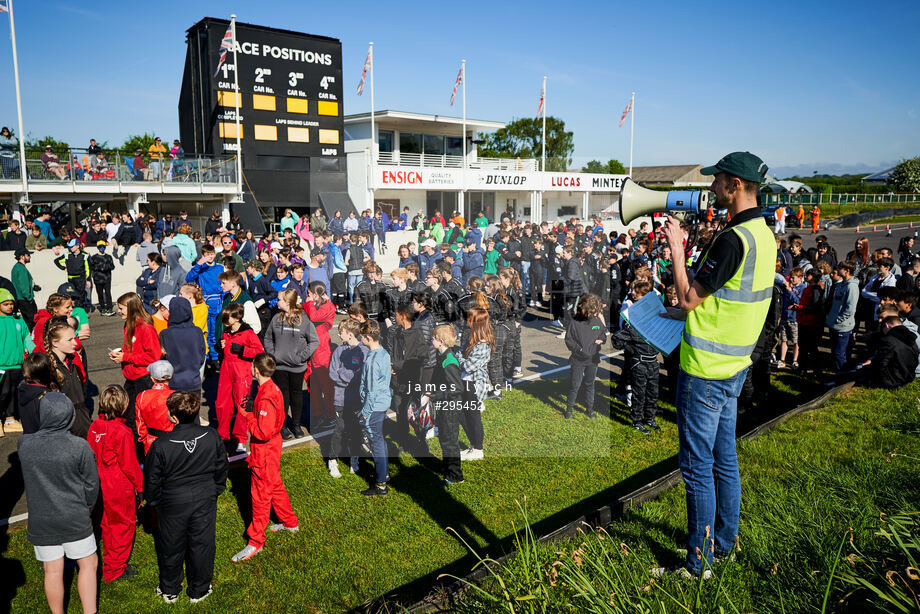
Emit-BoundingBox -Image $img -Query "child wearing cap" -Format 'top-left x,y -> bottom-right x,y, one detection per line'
0,288 -> 34,435
87,385 -> 143,583
89,240 -> 116,315
231,353 -> 299,563
136,360 -> 176,454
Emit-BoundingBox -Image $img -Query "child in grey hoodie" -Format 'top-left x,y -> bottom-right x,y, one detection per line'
18,391 -> 100,613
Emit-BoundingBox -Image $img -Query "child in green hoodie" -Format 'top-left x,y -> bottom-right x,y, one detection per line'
0,288 -> 34,434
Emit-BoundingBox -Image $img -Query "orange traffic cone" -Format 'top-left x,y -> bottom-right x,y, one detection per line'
856,225 -> 860,233
910,222 -> 914,229
873,226 -> 877,232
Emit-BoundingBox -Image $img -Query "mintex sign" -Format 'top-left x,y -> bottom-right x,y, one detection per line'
374,166 -> 625,192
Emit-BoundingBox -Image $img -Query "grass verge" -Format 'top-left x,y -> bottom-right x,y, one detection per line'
451,381 -> 920,613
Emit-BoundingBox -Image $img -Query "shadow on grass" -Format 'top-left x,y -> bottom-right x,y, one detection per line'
358,453 -> 683,612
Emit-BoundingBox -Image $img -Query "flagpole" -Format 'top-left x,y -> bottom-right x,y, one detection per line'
8,0 -> 27,211
231,14 -> 243,205
369,42 -> 375,214
461,59 -> 466,222
628,91 -> 635,177
541,76 -> 547,173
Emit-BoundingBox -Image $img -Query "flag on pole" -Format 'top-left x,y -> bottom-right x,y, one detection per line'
0,1 -> 8,12
449,64 -> 463,106
213,24 -> 234,78
356,44 -> 372,95
537,81 -> 545,118
618,99 -> 632,127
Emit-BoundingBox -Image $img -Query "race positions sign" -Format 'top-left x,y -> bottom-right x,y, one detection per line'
179,17 -> 354,217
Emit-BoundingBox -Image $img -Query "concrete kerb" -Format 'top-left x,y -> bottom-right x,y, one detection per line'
382,381 -> 857,614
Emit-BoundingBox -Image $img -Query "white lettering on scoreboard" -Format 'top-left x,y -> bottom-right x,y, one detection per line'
373,166 -> 625,192
233,41 -> 333,65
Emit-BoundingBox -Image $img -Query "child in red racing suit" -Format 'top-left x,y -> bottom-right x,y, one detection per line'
216,303 -> 263,450
87,385 -> 143,582
231,353 -> 299,562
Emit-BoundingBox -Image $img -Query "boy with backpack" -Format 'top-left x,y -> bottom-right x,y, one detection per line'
231,353 -> 299,562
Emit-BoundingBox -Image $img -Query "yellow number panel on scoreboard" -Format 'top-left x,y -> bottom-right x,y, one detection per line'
218,122 -> 242,138
287,127 -> 309,142
286,97 -> 309,114
217,91 -> 241,107
252,94 -> 276,111
253,125 -> 278,141
318,129 -> 340,144
317,100 -> 339,116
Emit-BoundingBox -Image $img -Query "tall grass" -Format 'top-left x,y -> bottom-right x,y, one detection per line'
447,384 -> 920,613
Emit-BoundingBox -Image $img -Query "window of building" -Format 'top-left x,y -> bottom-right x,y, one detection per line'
399,132 -> 421,154
378,130 -> 394,153
558,206 -> 577,216
423,135 -> 445,156
445,136 -> 463,157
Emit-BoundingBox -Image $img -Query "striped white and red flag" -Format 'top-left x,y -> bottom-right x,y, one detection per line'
537,81 -> 545,117
213,24 -> 234,78
356,44 -> 372,95
618,99 -> 632,127
0,1 -> 8,13
449,64 -> 463,106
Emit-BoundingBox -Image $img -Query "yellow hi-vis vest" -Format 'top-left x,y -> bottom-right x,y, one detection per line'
680,215 -> 776,380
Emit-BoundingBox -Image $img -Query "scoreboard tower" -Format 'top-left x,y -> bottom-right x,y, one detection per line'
179,17 -> 357,228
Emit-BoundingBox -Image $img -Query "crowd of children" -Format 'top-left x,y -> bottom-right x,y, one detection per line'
6,205 -> 920,609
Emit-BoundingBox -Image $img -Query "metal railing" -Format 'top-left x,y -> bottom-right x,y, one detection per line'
376,150 -> 538,172
759,192 -> 920,206
0,149 -> 237,186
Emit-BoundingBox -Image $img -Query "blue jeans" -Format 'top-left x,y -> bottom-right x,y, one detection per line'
829,330 -> 852,372
366,411 -> 389,485
676,367 -> 747,574
347,273 -> 363,303
521,261 -> 531,295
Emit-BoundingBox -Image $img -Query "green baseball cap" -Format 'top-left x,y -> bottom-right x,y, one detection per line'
701,151 -> 768,183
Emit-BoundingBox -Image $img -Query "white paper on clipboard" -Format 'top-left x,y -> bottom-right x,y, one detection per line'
621,292 -> 684,355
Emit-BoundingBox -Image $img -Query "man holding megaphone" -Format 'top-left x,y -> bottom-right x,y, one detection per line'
658,152 -> 774,578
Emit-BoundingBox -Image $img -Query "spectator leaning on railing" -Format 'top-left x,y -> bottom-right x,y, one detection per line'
0,127 -> 20,179
148,137 -> 167,180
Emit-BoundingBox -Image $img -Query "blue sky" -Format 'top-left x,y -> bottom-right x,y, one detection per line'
0,0 -> 916,178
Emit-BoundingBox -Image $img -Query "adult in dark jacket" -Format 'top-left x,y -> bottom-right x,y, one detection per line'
159,297 -> 206,393
870,317 -> 919,389
18,391 -> 99,613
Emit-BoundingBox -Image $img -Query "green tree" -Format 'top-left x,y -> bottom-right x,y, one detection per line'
477,116 -> 574,171
888,156 -> 920,192
582,159 -> 626,174
121,133 -> 158,157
